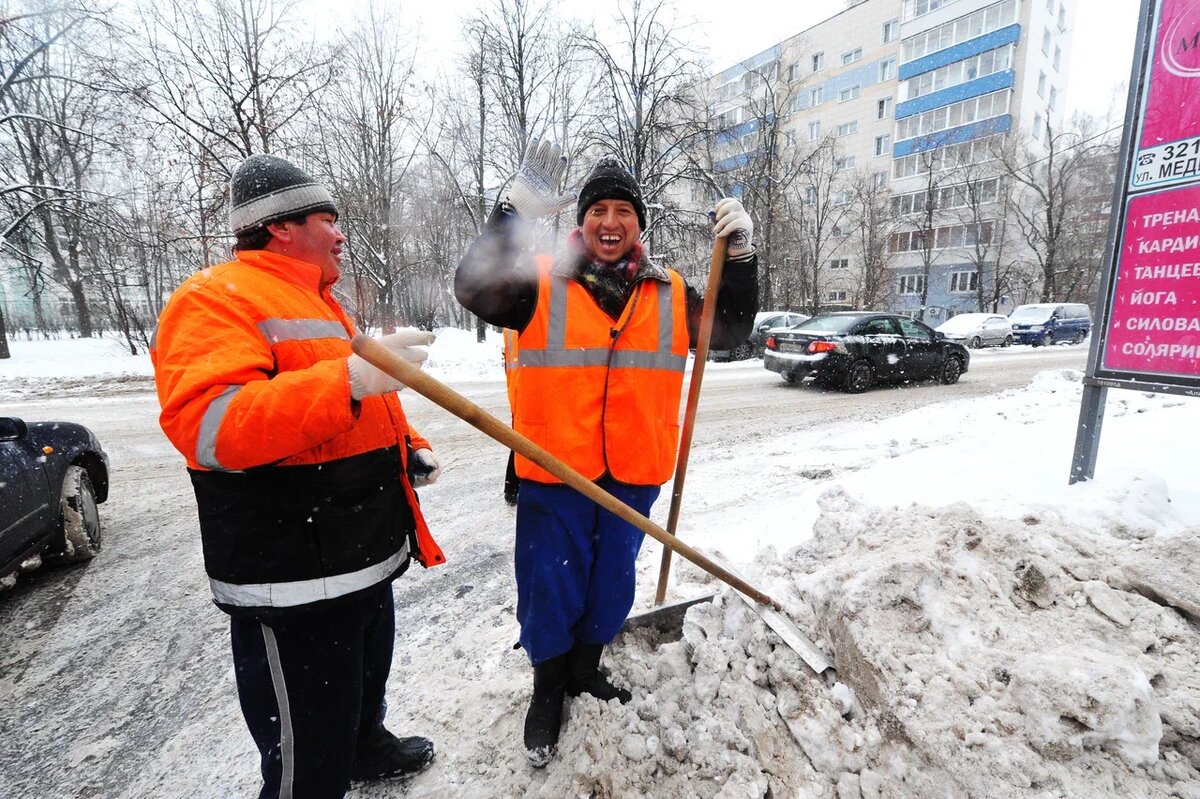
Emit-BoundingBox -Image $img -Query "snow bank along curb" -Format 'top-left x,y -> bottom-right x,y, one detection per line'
504,489 -> 1199,799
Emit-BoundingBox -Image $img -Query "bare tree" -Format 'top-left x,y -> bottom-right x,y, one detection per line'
846,169 -> 895,310
999,111 -> 1112,302
793,139 -> 852,315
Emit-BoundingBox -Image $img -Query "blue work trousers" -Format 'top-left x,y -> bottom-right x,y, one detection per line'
515,477 -> 660,665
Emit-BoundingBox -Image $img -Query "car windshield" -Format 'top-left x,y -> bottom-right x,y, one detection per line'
936,314 -> 989,333
1009,305 -> 1055,323
793,314 -> 868,335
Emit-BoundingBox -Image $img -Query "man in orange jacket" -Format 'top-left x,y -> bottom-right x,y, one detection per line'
152,154 -> 443,797
455,141 -> 757,766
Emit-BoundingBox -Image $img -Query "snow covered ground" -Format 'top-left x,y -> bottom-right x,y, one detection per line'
1,332 -> 1197,798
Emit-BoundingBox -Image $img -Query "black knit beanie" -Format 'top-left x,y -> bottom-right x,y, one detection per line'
228,154 -> 338,235
575,155 -> 646,230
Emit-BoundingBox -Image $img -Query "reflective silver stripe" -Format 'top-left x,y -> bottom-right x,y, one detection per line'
656,280 -> 674,352
256,318 -> 348,345
612,351 -> 687,371
548,275 -> 568,349
519,348 -> 684,372
521,349 -> 611,367
208,543 -> 409,608
261,625 -> 295,799
196,385 -> 241,471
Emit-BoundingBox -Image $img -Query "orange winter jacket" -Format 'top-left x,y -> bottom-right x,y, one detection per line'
513,255 -> 688,485
152,251 -> 444,601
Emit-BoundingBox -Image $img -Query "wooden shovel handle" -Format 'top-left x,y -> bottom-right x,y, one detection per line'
654,235 -> 727,605
351,334 -> 781,611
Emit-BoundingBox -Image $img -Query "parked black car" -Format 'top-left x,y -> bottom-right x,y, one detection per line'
763,312 -> 970,393
0,417 -> 108,589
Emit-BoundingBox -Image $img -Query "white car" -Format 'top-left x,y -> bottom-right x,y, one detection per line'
934,313 -> 1013,349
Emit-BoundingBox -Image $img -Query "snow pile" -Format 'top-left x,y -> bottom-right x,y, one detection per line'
475,489 -> 1199,799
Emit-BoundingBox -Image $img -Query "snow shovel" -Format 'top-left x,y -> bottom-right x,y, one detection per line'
350,336 -> 834,679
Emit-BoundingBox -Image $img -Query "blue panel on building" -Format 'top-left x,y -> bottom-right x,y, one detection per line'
890,261 -> 998,317
898,24 -> 1021,81
895,70 -> 1015,119
715,152 -> 753,172
714,117 -> 762,146
892,115 -> 1012,157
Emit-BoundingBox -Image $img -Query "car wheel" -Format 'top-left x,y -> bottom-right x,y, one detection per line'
843,361 -> 874,393
969,336 -> 982,349
1041,332 -> 1053,347
731,342 -> 755,360
55,465 -> 102,562
782,371 -> 803,385
1071,331 -> 1085,345
940,356 -> 964,385
1002,335 -> 1013,347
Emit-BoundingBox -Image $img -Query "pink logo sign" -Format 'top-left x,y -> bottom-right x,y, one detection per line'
1162,3 -> 1200,77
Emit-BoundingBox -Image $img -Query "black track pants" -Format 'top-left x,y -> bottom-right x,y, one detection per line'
229,583 -> 395,799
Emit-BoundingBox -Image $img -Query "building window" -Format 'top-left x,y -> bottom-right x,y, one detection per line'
1049,86 -> 1058,110
837,120 -> 859,137
898,274 -> 926,295
1045,0 -> 1053,11
889,222 -> 995,253
805,186 -> 818,203
830,258 -> 850,270
842,48 -> 863,66
787,63 -> 801,82
874,170 -> 889,188
810,87 -> 824,106
1042,28 -> 1051,56
808,120 -> 822,140
875,134 -> 891,156
832,191 -> 852,206
785,130 -> 797,148
878,97 -> 894,119
894,89 -> 1011,142
840,84 -> 861,102
901,44 -> 1014,101
949,271 -> 979,293
902,1 -> 1019,63
892,135 -> 1002,179
813,52 -> 825,72
1033,112 -> 1044,137
836,155 -> 856,171
903,0 -> 955,21
826,290 -> 849,302
891,178 -> 1001,214
879,58 -> 896,82
883,19 -> 899,43
1058,5 -> 1066,30
1053,45 -> 1062,71
1037,71 -> 1046,97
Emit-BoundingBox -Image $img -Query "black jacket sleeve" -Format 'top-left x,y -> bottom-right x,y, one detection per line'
454,205 -> 539,332
686,252 -> 759,350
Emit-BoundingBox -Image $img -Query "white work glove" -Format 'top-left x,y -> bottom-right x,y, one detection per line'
347,330 -> 436,400
712,197 -> 755,259
504,138 -> 575,218
408,448 -> 442,487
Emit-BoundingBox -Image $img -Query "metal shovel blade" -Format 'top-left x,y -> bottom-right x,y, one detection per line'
621,593 -> 716,642
738,592 -> 834,678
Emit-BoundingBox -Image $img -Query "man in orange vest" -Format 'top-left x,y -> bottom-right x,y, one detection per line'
455,141 -> 757,766
152,154 -> 444,797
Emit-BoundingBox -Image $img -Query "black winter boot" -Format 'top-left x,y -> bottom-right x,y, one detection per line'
352,727 -> 435,782
566,642 -> 632,704
524,653 -> 569,768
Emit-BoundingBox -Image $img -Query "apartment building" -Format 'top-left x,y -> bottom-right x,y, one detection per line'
698,0 -> 1074,318
889,0 -> 1074,320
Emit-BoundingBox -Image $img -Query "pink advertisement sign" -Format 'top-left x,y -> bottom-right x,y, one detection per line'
1102,185 -> 1200,378
1130,0 -> 1200,192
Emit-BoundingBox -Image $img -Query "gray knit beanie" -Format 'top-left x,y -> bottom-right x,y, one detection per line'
228,154 -> 338,235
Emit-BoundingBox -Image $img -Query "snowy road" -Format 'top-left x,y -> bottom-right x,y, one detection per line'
0,344 -> 1088,798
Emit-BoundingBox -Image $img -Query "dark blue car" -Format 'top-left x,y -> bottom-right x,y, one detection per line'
0,417 -> 108,589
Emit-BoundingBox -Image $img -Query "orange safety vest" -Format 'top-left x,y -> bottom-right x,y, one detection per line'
152,250 -> 444,574
502,327 -> 520,412
513,255 -> 688,485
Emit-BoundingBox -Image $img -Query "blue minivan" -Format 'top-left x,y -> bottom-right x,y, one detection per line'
1008,303 -> 1091,346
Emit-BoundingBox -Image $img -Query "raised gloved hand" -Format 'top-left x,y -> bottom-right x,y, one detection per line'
712,197 -> 755,259
347,330 -> 436,400
407,448 -> 442,487
504,138 -> 575,218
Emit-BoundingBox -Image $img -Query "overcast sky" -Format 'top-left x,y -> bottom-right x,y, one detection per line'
348,0 -> 1141,121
